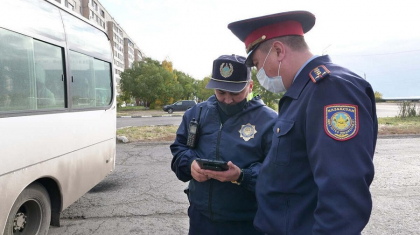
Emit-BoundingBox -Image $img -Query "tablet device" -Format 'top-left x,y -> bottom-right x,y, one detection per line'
196,158 -> 229,171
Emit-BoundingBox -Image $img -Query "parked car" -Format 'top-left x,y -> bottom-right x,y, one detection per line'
163,100 -> 197,114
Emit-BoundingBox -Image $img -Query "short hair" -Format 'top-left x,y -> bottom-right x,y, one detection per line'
258,36 -> 309,53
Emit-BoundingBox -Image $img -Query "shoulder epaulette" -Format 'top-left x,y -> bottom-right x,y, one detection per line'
309,65 -> 330,83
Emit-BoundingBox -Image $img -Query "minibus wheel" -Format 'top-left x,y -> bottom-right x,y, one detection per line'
4,182 -> 51,235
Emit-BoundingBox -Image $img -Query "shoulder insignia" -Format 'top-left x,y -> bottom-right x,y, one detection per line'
309,65 -> 330,83
239,123 -> 257,141
324,104 -> 358,141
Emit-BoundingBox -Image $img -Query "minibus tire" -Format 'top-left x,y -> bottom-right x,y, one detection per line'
4,182 -> 51,235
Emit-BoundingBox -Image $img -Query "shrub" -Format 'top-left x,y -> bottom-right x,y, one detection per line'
398,101 -> 417,118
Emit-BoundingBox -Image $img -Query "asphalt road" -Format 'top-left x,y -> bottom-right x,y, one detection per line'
376,102 -> 401,118
117,116 -> 182,128
116,103 -> 402,129
49,142 -> 189,235
48,136 -> 420,235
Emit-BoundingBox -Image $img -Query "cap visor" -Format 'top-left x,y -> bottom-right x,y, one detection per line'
205,80 -> 248,93
245,49 -> 255,67
245,42 -> 262,67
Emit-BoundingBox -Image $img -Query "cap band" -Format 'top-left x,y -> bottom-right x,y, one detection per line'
210,77 -> 249,83
244,20 -> 303,53
246,35 -> 266,54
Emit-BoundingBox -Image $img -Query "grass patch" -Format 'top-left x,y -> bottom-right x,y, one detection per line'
118,106 -> 149,111
117,107 -> 167,116
117,125 -> 178,142
378,116 -> 420,125
117,106 -> 149,116
378,116 -> 420,135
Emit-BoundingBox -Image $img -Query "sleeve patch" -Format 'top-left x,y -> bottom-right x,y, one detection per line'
309,65 -> 330,83
324,104 -> 359,141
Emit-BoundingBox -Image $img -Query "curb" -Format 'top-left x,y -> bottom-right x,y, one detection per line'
117,114 -> 183,118
378,134 -> 420,139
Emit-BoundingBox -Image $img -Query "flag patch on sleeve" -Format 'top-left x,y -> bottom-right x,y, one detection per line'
324,104 -> 358,141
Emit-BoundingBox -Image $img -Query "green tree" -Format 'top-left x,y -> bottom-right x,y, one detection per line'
374,91 -> 383,102
116,90 -> 131,107
120,57 -> 214,108
120,57 -> 179,107
195,76 -> 214,102
161,60 -> 173,73
174,70 -> 195,100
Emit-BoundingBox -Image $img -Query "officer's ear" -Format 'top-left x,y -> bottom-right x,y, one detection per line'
272,41 -> 286,61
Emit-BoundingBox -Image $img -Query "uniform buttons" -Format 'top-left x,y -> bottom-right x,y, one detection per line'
277,128 -> 280,133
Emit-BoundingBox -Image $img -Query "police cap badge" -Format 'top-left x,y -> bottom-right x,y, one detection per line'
206,54 -> 251,93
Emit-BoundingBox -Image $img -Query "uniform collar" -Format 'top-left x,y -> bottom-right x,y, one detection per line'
284,55 -> 332,100
293,55 -> 319,82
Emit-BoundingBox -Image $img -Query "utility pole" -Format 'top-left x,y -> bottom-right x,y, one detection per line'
322,44 -> 332,55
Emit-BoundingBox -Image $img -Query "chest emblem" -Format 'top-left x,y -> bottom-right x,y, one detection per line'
239,123 -> 257,141
324,104 -> 358,141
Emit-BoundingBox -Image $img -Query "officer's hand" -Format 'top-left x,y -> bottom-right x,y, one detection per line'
202,161 -> 241,183
191,160 -> 211,182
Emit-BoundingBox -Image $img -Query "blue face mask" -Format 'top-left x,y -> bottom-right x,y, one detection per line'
256,46 -> 286,94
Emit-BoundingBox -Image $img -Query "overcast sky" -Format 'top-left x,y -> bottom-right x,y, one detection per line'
99,0 -> 420,98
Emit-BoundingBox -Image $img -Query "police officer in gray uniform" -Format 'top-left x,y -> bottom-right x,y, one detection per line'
228,11 -> 378,235
171,54 -> 277,235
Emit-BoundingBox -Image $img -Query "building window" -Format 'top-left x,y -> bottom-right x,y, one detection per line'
68,2 -> 74,11
55,0 -> 61,3
100,10 -> 104,18
92,1 -> 98,11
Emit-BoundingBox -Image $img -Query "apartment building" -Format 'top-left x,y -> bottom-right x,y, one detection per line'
134,48 -> 143,62
107,21 -> 125,79
51,0 -> 81,13
49,0 -> 143,95
124,38 -> 135,69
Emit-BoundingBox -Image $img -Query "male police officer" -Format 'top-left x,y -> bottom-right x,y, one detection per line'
171,55 -> 277,235
228,11 -> 378,234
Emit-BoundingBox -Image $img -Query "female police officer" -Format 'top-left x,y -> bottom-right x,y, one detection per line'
170,54 -> 277,235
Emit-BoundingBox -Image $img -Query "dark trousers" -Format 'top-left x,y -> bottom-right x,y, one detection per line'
188,204 -> 263,235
